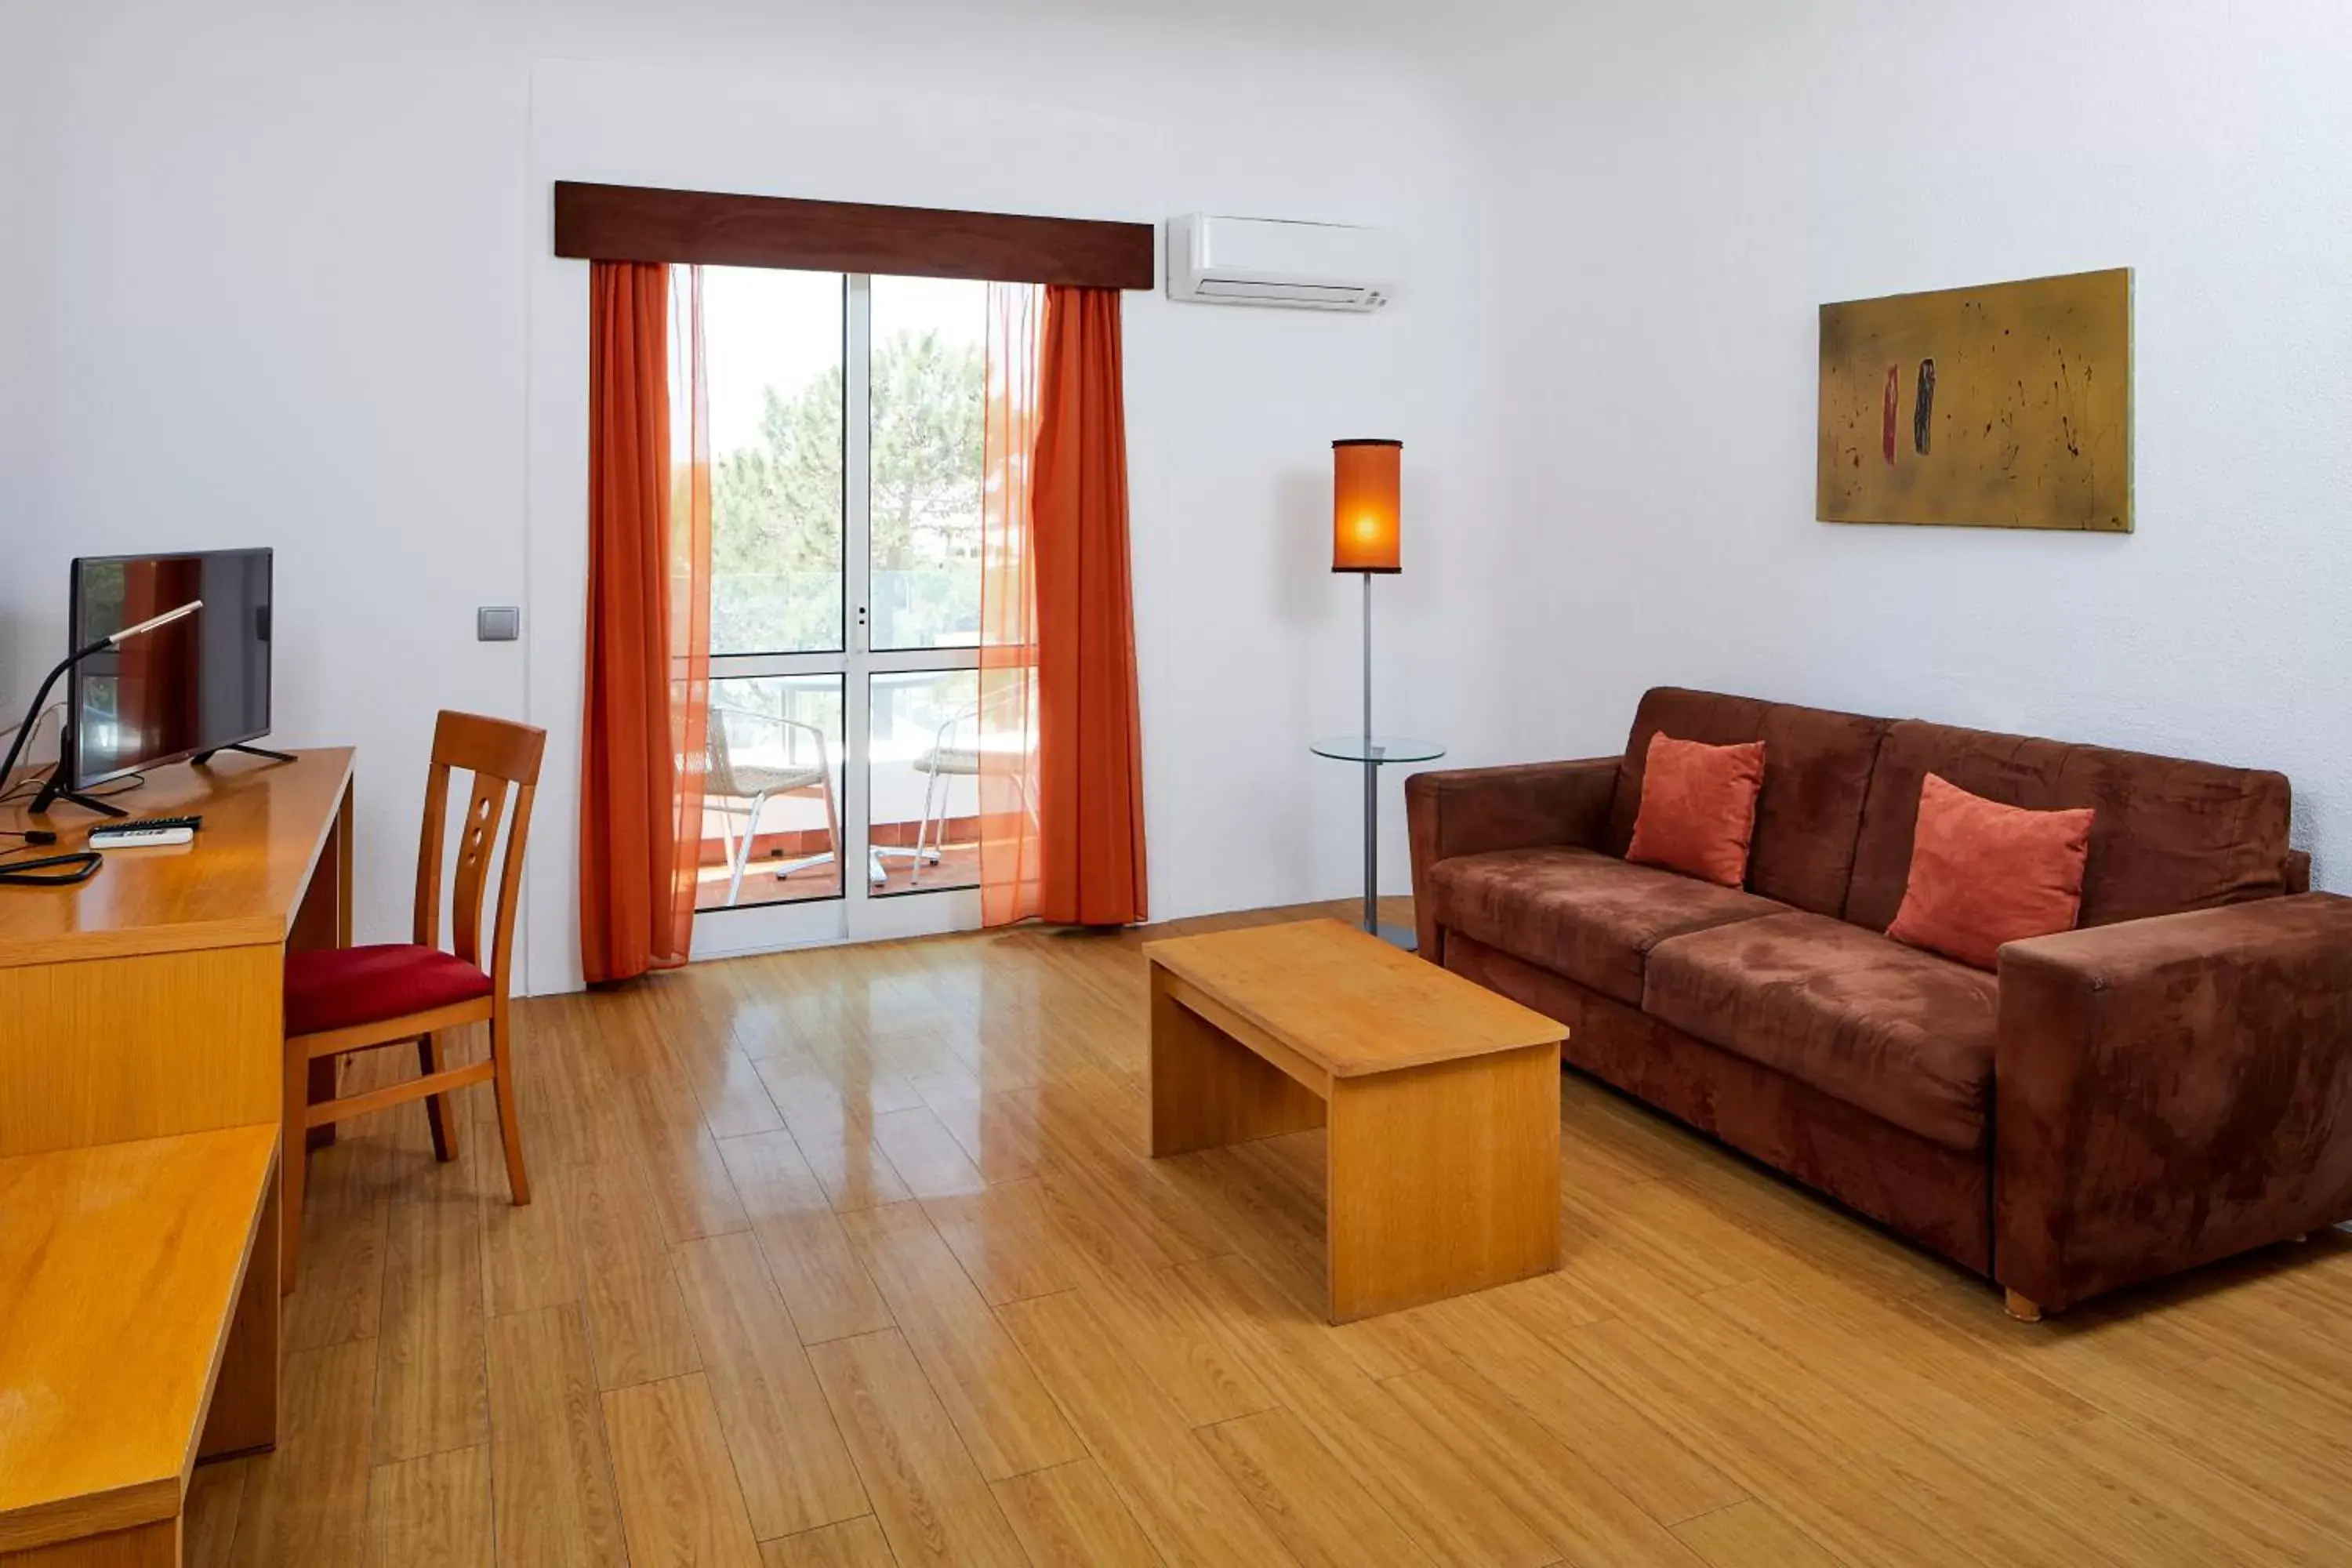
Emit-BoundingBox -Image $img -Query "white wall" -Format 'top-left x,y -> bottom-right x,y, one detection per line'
1,5 -> 64,717
2,3 -> 538,965
1465,0 -> 2352,883
16,0 -> 2340,992
2,1 -> 1517,994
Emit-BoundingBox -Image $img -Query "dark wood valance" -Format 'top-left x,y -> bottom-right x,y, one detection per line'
553,181 -> 1156,291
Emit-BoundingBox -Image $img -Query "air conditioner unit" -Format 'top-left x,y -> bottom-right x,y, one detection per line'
1166,214 -> 1401,312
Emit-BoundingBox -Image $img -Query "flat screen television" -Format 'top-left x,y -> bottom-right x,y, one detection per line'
64,548 -> 274,791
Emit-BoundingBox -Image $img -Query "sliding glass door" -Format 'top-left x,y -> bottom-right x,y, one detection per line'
691,267 -> 988,957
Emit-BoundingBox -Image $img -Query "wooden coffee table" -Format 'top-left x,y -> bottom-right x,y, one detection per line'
1142,918 -> 1566,1323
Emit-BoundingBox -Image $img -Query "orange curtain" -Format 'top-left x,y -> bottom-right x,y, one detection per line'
977,284 -> 1044,927
1030,285 -> 1148,926
579,262 -> 711,982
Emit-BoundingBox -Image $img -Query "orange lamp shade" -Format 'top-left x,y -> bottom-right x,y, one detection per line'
1331,438 -> 1402,573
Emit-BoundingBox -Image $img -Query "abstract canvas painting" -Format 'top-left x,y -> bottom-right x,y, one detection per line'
1817,268 -> 2132,532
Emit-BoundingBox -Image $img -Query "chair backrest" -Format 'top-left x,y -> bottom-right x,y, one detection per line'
415,710 -> 546,989
705,710 -> 740,799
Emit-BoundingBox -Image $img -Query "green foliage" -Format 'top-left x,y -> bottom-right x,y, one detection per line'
711,328 -> 982,655
870,328 -> 984,568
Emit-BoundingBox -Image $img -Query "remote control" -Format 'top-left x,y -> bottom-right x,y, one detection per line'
89,822 -> 199,848
107,814 -> 204,833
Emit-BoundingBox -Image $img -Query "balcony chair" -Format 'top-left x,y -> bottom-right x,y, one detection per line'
872,682 -> 1034,889
706,705 -> 841,906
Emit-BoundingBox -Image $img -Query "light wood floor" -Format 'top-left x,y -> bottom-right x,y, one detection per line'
201,898 -> 2352,1566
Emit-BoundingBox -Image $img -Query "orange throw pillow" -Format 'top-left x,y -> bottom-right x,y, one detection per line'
1625,733 -> 1766,887
1887,774 -> 2093,971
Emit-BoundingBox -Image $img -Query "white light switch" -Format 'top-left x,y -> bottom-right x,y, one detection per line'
477,606 -> 521,641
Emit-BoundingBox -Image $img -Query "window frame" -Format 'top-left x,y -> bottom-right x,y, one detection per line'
702,268 -> 985,920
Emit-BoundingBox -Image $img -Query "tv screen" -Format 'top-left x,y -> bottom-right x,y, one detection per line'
67,549 -> 274,789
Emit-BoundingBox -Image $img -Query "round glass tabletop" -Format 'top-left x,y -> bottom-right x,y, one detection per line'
1309,735 -> 1446,764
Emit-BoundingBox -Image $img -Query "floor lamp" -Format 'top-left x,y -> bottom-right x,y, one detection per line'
1329,438 -> 1421,947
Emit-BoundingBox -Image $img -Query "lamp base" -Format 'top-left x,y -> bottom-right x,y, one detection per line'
27,782 -> 131,819
1361,919 -> 1418,953
193,742 -> 298,767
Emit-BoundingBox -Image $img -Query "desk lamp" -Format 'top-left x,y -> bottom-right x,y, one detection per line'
0,600 -> 205,815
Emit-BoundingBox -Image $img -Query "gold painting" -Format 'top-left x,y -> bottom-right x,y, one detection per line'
1818,268 -> 2132,531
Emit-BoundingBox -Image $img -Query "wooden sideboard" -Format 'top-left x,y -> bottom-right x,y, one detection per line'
0,746 -> 354,1277
0,1127 -> 281,1566
0,749 -> 354,1563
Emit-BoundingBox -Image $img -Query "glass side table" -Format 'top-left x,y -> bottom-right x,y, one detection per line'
1311,734 -> 1446,949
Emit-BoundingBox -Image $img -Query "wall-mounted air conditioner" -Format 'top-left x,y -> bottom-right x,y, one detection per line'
1166,214 -> 1401,312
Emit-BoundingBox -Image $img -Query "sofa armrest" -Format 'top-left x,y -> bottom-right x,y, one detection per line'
1404,757 -> 1620,960
1994,893 -> 2352,1312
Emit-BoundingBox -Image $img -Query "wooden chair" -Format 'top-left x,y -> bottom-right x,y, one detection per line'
280,710 -> 545,1289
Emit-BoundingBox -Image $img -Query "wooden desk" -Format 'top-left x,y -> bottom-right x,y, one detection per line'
1143,918 -> 1566,1323
0,1126 -> 280,1566
0,747 -> 354,1287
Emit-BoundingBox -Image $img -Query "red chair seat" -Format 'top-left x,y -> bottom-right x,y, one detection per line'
285,943 -> 492,1037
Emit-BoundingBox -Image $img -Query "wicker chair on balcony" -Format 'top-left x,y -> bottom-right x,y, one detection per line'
705,706 -> 840,906
871,683 -> 1035,889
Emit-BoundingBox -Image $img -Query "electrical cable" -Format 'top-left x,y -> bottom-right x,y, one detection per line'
2,773 -> 142,808
2,771 -> 144,806
0,714 -> 96,878
0,848 -> 102,886
0,700 -> 63,749
0,815 -> 98,885
1,711 -> 140,823
0,704 -> 63,810
0,708 -> 91,882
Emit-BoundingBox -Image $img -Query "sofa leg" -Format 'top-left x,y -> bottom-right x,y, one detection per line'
2003,1289 -> 2044,1323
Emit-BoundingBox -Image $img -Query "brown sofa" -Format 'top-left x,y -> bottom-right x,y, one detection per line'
1406,687 -> 2352,1317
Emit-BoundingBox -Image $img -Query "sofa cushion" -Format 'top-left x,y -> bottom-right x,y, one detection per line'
1604,688 -> 1889,917
1626,735 -> 1766,887
1887,775 -> 2094,970
1428,845 -> 1788,1007
1643,911 -> 1998,1151
1845,720 -> 2291,932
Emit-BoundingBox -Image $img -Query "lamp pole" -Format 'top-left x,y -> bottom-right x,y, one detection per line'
1330,437 -> 1402,942
1363,571 -> 1376,935
1316,555 -> 1447,949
